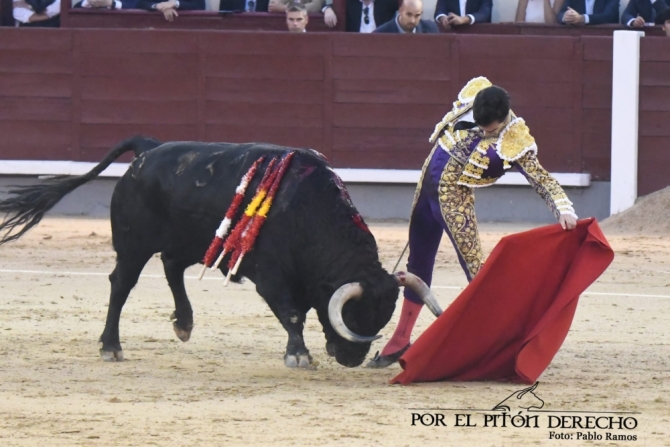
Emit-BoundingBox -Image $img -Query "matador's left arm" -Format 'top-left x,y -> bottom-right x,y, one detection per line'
514,151 -> 578,220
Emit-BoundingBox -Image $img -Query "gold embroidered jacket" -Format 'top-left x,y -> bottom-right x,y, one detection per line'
427,77 -> 577,220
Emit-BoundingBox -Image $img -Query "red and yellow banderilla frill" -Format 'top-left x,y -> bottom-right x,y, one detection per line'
198,156 -> 267,279
224,151 -> 295,285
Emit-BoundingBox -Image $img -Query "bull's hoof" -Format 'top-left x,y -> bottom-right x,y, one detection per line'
172,322 -> 193,342
100,349 -> 124,362
284,353 -> 315,369
170,312 -> 193,342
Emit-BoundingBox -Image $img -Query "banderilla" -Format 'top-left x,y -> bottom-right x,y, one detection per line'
392,241 -> 409,273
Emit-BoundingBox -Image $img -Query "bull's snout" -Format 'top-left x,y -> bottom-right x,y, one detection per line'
330,342 -> 370,367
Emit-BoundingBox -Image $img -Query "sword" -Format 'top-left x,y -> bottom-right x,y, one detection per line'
392,241 -> 409,273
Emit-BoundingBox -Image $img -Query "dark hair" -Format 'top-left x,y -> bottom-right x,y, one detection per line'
286,2 -> 307,13
657,8 -> 670,25
473,86 -> 510,127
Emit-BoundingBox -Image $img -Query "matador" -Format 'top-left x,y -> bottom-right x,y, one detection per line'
367,77 -> 579,368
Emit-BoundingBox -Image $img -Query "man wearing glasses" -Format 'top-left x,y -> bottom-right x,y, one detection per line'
366,77 -> 578,368
323,0 -> 399,31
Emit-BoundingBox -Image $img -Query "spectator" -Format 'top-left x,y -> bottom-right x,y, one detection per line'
269,0 -> 324,13
434,0 -> 492,29
13,0 -> 60,27
374,0 -> 439,32
557,0 -> 619,25
661,7 -> 670,35
515,0 -> 565,23
74,0 -> 138,9
621,0 -> 668,28
219,0 -> 271,11
141,0 -> 206,22
323,0 -> 398,32
286,3 -> 309,30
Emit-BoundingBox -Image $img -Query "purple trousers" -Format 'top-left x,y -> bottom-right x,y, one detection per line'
404,148 -> 480,304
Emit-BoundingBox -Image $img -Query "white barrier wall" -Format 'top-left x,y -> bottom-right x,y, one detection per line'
610,30 -> 643,215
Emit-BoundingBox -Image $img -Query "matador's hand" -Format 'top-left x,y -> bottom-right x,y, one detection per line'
559,214 -> 577,230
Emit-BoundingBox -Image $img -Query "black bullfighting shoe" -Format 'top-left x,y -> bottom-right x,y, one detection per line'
365,343 -> 410,368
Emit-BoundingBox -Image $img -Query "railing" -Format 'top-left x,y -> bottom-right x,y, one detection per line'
2,0 -> 668,36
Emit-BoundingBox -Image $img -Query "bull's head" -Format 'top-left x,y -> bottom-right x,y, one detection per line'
322,272 -> 442,367
492,382 -> 545,412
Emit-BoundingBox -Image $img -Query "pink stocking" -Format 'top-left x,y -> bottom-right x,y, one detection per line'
380,299 -> 424,356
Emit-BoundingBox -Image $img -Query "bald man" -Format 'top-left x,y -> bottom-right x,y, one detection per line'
373,0 -> 439,33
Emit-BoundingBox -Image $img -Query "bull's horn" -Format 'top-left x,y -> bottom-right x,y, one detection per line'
328,282 -> 382,343
394,272 -> 443,317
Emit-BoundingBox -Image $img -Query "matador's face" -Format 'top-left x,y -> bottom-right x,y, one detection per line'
479,112 -> 512,138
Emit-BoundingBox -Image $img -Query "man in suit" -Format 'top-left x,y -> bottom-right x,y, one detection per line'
434,0 -> 492,29
621,0 -> 668,27
141,0 -> 205,21
269,0 -> 324,13
286,3 -> 309,31
341,0 -> 399,32
557,0 -> 619,25
219,0 -> 269,12
374,0 -> 440,32
74,0 -> 137,10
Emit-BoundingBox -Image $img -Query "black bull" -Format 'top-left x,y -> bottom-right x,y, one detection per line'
0,137 -> 441,368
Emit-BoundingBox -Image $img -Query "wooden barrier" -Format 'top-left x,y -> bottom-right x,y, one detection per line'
639,37 -> 670,196
0,29 -> 601,173
0,28 -> 667,194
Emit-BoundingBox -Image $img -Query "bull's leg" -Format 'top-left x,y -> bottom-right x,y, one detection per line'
161,254 -> 194,342
256,281 -> 312,368
99,253 -> 152,361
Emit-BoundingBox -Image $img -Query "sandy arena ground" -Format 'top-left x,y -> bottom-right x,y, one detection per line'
0,217 -> 668,447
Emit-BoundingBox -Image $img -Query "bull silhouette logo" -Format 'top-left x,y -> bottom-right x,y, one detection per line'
492,382 -> 545,412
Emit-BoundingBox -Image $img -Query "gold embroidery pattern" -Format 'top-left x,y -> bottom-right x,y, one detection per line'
462,163 -> 484,179
439,127 -> 483,165
457,175 -> 498,188
515,151 -> 576,219
430,105 -> 473,144
438,158 -> 484,280
458,76 -> 493,104
457,138 -> 497,187
469,146 -> 490,169
496,118 -> 537,162
429,76 -> 492,144
410,142 -> 439,216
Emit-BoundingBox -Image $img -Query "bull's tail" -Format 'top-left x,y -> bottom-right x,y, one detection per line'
0,135 -> 161,245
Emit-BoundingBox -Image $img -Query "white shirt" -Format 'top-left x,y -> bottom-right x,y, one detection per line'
524,0 -> 554,22
81,0 -> 123,8
435,0 -> 476,25
458,110 -> 474,124
360,0 -> 376,33
13,0 -> 60,24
